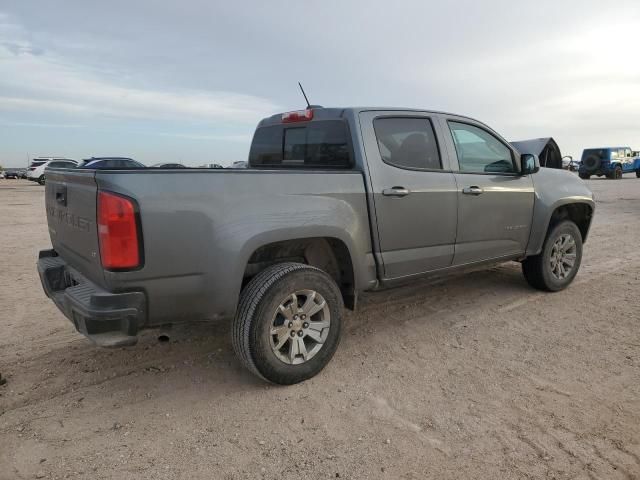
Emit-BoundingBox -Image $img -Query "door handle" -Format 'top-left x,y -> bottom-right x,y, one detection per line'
462,186 -> 484,195
382,187 -> 411,197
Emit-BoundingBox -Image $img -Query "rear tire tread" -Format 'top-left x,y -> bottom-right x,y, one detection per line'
232,262 -> 326,383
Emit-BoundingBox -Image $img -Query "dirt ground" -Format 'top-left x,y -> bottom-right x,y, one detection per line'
0,177 -> 638,480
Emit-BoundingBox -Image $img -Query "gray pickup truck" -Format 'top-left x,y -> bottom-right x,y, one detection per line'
38,107 -> 595,384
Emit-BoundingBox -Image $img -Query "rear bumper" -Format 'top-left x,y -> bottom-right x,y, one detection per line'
37,249 -> 146,347
579,168 -> 608,176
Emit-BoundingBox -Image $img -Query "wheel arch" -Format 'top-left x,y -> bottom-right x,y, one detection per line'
241,235 -> 358,310
547,203 -> 593,241
526,199 -> 594,256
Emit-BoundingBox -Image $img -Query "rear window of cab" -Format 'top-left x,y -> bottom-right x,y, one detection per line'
249,120 -> 352,168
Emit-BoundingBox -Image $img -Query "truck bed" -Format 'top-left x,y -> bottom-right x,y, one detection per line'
43,168 -> 376,334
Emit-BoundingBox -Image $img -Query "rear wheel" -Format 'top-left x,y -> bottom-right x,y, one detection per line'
232,262 -> 343,385
613,166 -> 623,180
636,170 -> 640,178
522,220 -> 583,292
38,175 -> 45,185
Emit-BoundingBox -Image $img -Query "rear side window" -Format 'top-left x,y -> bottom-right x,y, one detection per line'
48,161 -> 75,168
373,117 -> 442,170
85,160 -> 114,169
249,120 -> 352,168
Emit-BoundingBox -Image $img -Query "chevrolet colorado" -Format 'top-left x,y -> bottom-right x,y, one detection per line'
38,107 -> 595,384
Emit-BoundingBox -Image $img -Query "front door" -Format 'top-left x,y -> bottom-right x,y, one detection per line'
359,111 -> 458,279
441,118 -> 535,265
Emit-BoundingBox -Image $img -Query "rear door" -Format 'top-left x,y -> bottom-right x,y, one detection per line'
622,148 -> 634,172
44,169 -> 104,286
439,115 -> 534,265
359,111 -> 458,279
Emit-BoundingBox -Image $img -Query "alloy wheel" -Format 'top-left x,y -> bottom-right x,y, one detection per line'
549,234 -> 577,280
269,290 -> 330,365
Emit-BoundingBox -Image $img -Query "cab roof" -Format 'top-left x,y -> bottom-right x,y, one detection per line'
257,106 -> 481,127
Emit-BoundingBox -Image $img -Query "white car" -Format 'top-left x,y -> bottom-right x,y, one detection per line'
27,158 -> 77,185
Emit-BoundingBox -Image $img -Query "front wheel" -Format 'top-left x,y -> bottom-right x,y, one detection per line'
38,175 -> 45,185
578,172 -> 590,180
522,220 -> 583,292
232,262 -> 343,385
636,170 -> 640,178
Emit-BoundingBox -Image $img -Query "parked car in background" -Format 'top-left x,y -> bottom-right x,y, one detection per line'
38,106 -> 595,384
29,158 -> 77,185
78,157 -> 146,169
4,170 -> 19,179
198,163 -> 224,169
19,170 -> 28,179
0,171 -> 4,179
150,163 -> 187,168
562,156 -> 579,171
578,147 -> 640,179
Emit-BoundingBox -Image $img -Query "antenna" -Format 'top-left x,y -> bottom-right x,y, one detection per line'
298,82 -> 311,108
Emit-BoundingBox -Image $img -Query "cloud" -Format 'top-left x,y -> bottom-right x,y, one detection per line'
0,118 -> 84,128
0,14 -> 279,124
155,132 -> 252,142
0,1 -> 639,167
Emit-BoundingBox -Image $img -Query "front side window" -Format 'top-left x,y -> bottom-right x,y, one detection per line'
448,122 -> 515,174
373,117 -> 441,170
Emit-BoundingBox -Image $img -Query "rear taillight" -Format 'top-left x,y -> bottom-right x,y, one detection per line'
97,191 -> 141,270
282,109 -> 314,123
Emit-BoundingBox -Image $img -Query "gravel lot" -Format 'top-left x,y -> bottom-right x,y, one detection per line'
0,177 -> 638,480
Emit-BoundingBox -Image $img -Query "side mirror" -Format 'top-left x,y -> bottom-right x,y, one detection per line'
520,153 -> 540,174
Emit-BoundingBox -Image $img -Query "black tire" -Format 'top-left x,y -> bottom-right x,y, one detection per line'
613,166 -> 623,180
578,172 -> 590,180
38,175 -> 45,185
522,220 -> 583,292
232,262 -> 343,385
636,170 -> 640,178
582,154 -> 600,172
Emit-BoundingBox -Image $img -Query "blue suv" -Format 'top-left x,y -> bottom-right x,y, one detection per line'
578,147 -> 640,180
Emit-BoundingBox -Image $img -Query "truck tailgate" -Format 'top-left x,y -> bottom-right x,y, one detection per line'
44,169 -> 104,286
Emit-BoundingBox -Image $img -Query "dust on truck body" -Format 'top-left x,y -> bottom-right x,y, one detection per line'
38,106 -> 595,384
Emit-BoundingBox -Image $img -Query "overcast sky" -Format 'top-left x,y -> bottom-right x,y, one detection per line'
1,0 -> 638,167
